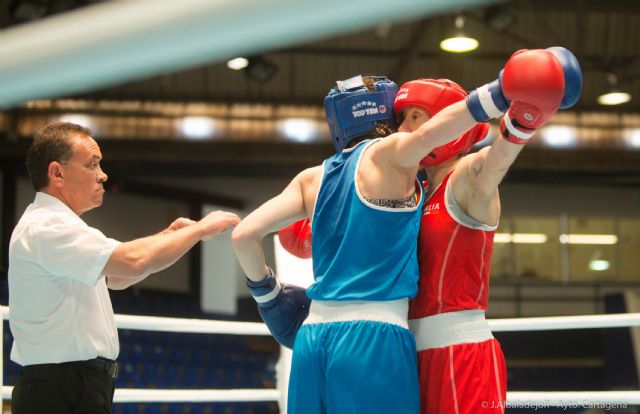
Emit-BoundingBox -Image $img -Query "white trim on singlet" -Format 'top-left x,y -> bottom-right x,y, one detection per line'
340,144 -> 359,154
303,299 -> 409,329
443,177 -> 498,231
409,310 -> 494,351
354,139 -> 423,213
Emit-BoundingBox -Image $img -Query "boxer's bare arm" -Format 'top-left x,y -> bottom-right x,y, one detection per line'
381,100 -> 478,171
450,133 -> 525,226
358,101 -> 478,200
232,166 -> 320,281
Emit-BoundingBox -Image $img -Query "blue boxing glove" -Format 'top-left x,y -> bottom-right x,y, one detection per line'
246,267 -> 310,349
546,46 -> 583,109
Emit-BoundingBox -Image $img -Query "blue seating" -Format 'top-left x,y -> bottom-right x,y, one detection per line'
2,290 -> 279,412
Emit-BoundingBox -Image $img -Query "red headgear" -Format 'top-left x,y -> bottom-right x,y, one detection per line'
394,78 -> 489,167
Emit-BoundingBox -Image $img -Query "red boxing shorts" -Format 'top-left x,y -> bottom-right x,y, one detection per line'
410,310 -> 507,414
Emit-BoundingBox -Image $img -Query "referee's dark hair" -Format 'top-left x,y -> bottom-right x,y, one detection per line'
26,122 -> 92,191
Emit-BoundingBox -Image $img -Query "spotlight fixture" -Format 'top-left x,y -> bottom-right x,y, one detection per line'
588,250 -> 610,272
598,91 -> 631,106
589,259 -> 610,272
597,72 -> 631,106
484,6 -> 515,32
226,57 -> 249,71
244,56 -> 279,83
440,15 -> 479,53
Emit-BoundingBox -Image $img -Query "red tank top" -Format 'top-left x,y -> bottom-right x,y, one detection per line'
409,172 -> 496,319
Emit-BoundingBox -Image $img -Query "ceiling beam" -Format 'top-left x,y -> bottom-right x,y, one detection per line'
0,0 -> 496,108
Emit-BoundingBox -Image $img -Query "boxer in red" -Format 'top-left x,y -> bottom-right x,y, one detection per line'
395,47 -> 582,414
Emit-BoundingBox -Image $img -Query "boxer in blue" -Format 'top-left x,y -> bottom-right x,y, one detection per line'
231,73 -> 492,414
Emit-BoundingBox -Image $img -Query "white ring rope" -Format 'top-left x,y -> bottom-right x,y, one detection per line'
488,312 -> 640,332
6,306 -> 640,333
2,306 -> 640,406
0,387 -> 280,403
114,313 -> 269,335
508,391 -> 640,406
0,306 -> 270,335
0,387 -> 636,406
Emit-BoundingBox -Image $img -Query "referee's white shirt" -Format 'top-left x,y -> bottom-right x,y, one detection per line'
8,192 -> 121,366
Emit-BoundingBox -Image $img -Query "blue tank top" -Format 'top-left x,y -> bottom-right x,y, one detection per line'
308,139 -> 424,301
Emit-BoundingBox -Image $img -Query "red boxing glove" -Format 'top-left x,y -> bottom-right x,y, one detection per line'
277,219 -> 312,259
500,49 -> 565,144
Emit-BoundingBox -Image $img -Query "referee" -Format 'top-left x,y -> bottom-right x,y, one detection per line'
8,122 -> 239,413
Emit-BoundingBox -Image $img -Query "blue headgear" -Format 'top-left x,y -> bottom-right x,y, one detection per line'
324,75 -> 398,152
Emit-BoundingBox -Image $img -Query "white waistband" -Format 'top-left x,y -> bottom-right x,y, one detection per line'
409,310 -> 493,351
303,299 -> 409,329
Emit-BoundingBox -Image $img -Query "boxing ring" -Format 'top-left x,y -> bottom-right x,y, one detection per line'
2,306 -> 640,411
0,0 -> 637,412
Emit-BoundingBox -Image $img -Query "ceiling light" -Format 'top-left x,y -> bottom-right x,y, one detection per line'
494,233 -> 547,244
624,128 -> 640,148
494,233 -> 512,243
512,233 -> 548,244
598,91 -> 631,106
541,125 -> 577,148
589,259 -> 610,272
280,118 -> 319,143
226,57 -> 249,71
180,116 -> 215,140
598,72 -> 631,106
440,16 -> 478,53
559,234 -> 618,245
440,37 -> 479,53
59,114 -> 92,129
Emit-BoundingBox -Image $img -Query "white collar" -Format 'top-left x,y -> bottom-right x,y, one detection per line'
34,192 -> 77,216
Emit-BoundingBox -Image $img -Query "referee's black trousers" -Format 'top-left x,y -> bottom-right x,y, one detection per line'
12,362 -> 115,414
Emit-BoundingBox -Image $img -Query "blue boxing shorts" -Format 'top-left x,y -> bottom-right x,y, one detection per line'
287,300 -> 419,414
